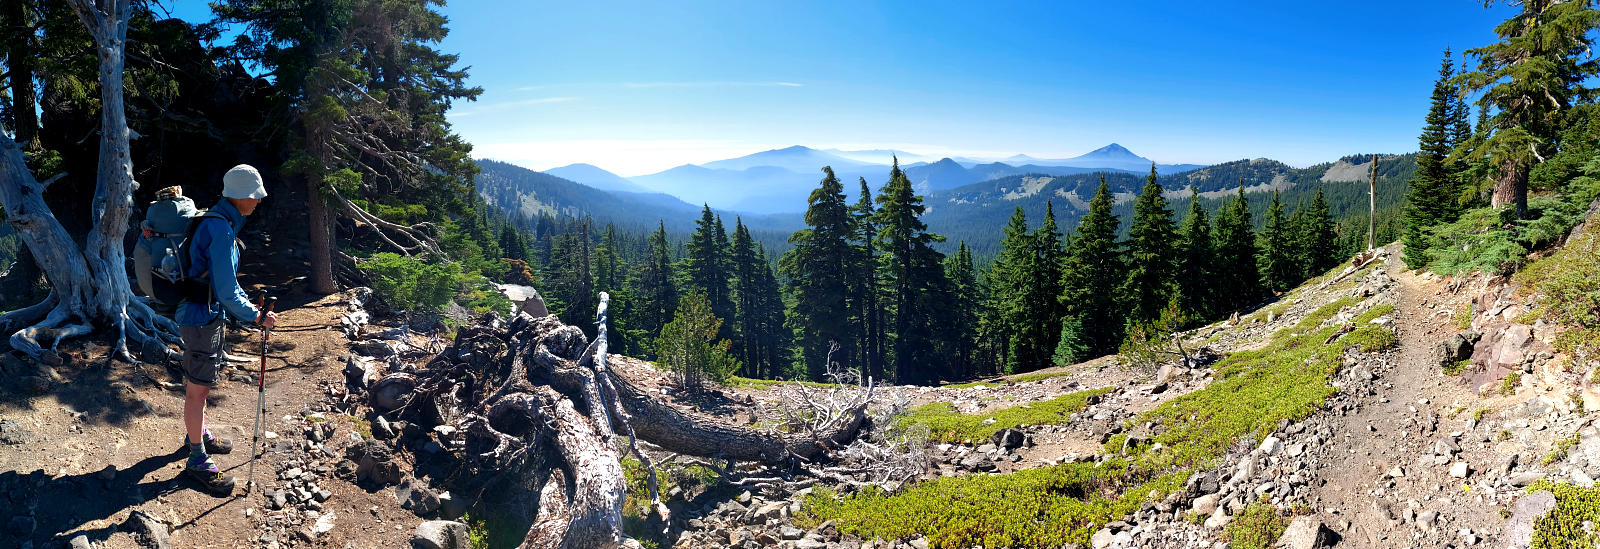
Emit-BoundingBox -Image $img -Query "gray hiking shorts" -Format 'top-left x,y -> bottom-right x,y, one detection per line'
180,317 -> 226,387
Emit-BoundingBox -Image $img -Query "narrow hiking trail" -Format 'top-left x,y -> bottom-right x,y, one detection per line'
1299,256 -> 1510,548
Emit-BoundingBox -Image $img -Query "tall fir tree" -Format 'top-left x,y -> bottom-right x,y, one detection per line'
849,178 -> 884,381
1121,165 -> 1178,326
1175,187 -> 1214,322
1300,188 -> 1340,278
943,242 -> 982,381
683,205 -> 735,340
752,244 -> 790,378
1457,1 -> 1600,218
1060,176 -> 1123,357
1404,49 -> 1465,267
633,221 -> 678,359
1213,182 -> 1262,313
1259,190 -> 1297,294
874,158 -> 952,385
988,207 -> 1031,372
729,218 -> 768,378
781,167 -> 855,380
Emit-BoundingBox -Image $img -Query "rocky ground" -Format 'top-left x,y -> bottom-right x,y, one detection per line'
0,243 -> 1594,549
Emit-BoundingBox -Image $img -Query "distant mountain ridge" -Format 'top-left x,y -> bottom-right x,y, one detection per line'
543,163 -> 651,194
610,143 -> 1208,214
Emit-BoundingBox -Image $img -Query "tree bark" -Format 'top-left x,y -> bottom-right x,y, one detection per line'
0,0 -> 179,361
1493,158 -> 1529,219
306,178 -> 337,294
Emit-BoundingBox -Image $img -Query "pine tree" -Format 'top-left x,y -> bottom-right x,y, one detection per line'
729,218 -> 769,378
988,207 -> 1031,372
1447,53 -> 1473,151
1259,191 -> 1296,293
1404,49 -> 1464,267
943,242 -> 981,380
849,178 -> 884,381
1301,188 -> 1339,277
1175,187 -> 1214,322
633,221 -> 678,359
874,158 -> 951,384
752,244 -> 790,378
1458,1 -> 1600,218
1213,182 -> 1262,313
1121,165 -> 1178,326
1060,176 -> 1123,356
552,220 -> 596,335
781,167 -> 855,380
683,205 -> 734,340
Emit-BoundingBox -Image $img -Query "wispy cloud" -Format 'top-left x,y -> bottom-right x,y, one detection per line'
621,81 -> 802,89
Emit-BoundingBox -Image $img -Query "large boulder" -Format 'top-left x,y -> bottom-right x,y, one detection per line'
1504,491 -> 1557,549
1430,331 -> 1480,369
412,520 -> 470,549
498,284 -> 549,317
1277,516 -> 1338,548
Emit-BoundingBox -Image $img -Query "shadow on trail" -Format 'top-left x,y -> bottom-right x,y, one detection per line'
2,449 -> 186,547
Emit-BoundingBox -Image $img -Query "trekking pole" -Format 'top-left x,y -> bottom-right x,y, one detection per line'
244,294 -> 276,494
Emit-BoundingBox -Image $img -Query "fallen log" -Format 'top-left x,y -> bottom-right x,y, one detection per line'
379,292 -> 873,548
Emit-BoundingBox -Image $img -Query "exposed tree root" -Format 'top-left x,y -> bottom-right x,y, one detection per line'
381,293 -> 875,548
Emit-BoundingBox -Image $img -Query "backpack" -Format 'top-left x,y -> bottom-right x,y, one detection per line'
133,187 -> 224,309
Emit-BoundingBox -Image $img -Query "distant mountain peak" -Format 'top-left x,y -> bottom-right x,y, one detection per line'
774,145 -> 813,152
1083,143 -> 1140,158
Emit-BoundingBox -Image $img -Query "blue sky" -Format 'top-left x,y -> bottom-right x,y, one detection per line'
163,1 -> 1515,176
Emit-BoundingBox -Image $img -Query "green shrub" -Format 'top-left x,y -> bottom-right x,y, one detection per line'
655,292 -> 741,390
1543,433 -> 1581,466
1425,167 -> 1600,276
1456,303 -> 1474,330
357,252 -> 460,312
1445,360 -> 1473,376
1343,326 -> 1397,352
898,387 -> 1114,444
800,464 -> 1186,548
1502,371 -> 1523,396
1527,479 -> 1600,549
1225,502 -> 1288,549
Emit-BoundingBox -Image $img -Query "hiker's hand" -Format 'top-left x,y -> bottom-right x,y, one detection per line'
259,311 -> 278,330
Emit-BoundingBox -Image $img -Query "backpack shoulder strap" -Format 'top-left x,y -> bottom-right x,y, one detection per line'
180,211 -> 231,273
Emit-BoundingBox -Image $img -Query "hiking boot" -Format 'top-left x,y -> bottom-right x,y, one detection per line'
184,454 -> 235,496
185,429 -> 233,455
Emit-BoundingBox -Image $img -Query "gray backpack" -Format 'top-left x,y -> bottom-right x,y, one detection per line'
133,187 -> 221,308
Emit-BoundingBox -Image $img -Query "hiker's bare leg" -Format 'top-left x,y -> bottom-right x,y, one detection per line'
185,381 -> 208,445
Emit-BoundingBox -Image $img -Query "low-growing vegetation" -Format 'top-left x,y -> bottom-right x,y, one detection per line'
1343,325 -> 1398,352
1502,371 -> 1523,396
1543,433 -> 1582,466
1445,359 -> 1473,376
799,463 -> 1185,548
1421,170 -> 1600,276
1527,479 -> 1600,549
898,387 -> 1114,444
1223,501 -> 1289,549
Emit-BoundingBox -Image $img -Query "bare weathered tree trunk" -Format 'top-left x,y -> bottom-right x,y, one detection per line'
387,294 -> 873,547
0,0 -> 179,361
1367,154 -> 1377,251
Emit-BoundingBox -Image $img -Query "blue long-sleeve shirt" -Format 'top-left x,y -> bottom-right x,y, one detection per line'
175,200 -> 261,327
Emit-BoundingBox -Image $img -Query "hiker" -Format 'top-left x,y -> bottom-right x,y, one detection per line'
176,164 -> 278,495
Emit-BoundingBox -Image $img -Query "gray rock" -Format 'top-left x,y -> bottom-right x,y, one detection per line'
1505,491 -> 1557,549
1091,528 -> 1116,549
438,491 -> 467,520
779,526 -> 804,540
398,477 -> 441,516
1191,493 -> 1220,516
0,419 -> 31,445
1510,472 -> 1547,487
123,511 -> 172,549
989,428 -> 1029,450
68,534 -> 92,549
411,520 -> 470,549
1278,516 -> 1338,549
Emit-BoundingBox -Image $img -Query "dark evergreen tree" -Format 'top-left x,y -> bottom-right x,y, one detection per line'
1060,176 -> 1123,357
1404,49 -> 1465,267
1300,188 -> 1340,277
781,167 -> 855,380
1458,1 -> 1600,218
1213,182 -> 1262,312
943,242 -> 981,380
849,178 -> 884,381
552,220 -> 596,336
1259,191 -> 1296,293
683,205 -> 734,340
1175,186 -> 1214,322
633,221 -> 678,359
1121,165 -> 1178,326
752,244 -> 790,378
874,158 -> 951,385
729,218 -> 768,378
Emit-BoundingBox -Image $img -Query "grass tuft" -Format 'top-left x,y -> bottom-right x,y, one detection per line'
1224,502 -> 1289,549
898,387 -> 1113,444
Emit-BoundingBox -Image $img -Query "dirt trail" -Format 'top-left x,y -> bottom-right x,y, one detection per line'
0,293 -> 423,549
1301,256 -> 1505,547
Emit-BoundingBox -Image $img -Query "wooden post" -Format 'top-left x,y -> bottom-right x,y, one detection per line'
1368,154 -> 1377,251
